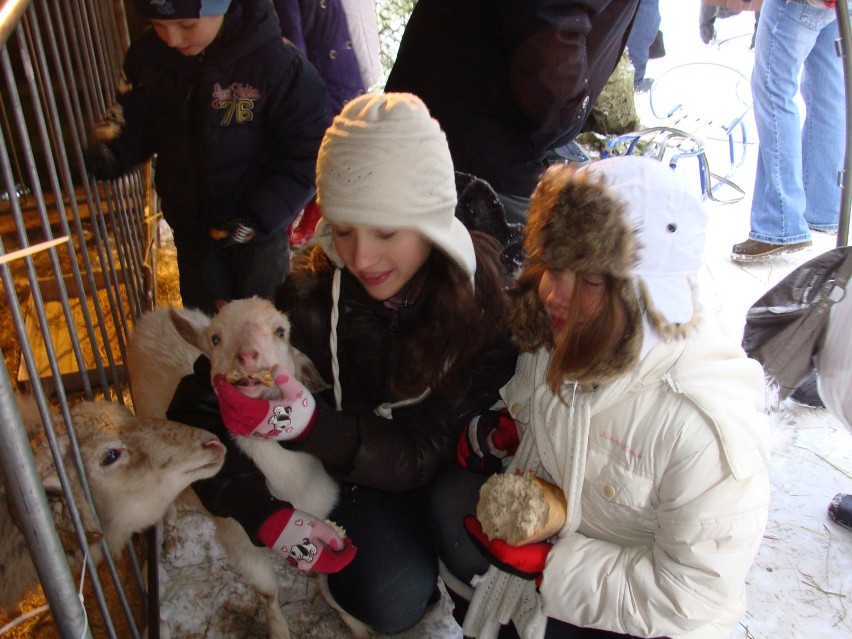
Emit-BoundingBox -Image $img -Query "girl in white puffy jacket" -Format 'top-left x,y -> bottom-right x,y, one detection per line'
443,156 -> 771,639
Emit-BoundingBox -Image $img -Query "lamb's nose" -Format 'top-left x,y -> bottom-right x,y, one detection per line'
203,438 -> 224,451
237,350 -> 259,368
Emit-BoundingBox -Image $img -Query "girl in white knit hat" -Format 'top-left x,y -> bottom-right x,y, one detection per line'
169,92 -> 518,633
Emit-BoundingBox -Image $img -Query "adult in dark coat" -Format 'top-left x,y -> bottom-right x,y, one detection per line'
385,0 -> 641,223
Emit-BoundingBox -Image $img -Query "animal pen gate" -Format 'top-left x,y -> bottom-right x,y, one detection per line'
0,0 -> 161,637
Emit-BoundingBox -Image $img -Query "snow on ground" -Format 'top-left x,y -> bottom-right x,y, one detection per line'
159,2 -> 852,637
641,4 -> 852,638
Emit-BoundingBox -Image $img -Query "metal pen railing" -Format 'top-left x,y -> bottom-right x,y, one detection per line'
0,0 -> 155,637
836,0 -> 851,248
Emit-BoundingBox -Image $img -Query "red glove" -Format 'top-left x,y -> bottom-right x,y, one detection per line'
457,408 -> 520,473
213,372 -> 316,441
464,515 -> 550,583
258,507 -> 357,574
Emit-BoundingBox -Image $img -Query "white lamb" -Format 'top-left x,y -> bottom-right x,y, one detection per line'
126,297 -> 344,639
0,400 -> 226,629
126,296 -> 338,518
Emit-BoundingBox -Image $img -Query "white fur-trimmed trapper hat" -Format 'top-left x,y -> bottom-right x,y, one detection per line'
314,92 -> 476,282
583,155 -> 707,327
510,156 -> 707,378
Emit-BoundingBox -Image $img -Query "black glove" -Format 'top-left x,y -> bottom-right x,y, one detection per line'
210,218 -> 257,245
229,221 -> 256,244
83,143 -> 123,180
457,408 -> 520,474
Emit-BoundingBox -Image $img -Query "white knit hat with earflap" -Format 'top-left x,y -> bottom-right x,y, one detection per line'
314,92 -> 474,416
314,92 -> 476,282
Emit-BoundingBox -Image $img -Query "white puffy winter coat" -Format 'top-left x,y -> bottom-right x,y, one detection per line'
464,315 -> 771,639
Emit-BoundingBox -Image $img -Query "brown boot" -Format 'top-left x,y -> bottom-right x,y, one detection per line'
731,239 -> 812,263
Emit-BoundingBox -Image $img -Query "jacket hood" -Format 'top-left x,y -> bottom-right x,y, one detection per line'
663,317 -> 771,480
205,0 -> 280,62
140,0 -> 280,63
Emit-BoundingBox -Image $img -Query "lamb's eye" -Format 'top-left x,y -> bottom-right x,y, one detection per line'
102,448 -> 122,466
275,326 -> 286,338
211,334 -> 220,346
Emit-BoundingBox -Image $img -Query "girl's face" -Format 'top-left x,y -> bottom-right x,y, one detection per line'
538,268 -> 607,339
150,15 -> 225,56
330,224 -> 432,301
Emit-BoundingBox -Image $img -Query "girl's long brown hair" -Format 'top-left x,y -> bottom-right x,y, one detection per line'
394,230 -> 508,398
508,263 -> 631,394
544,273 -> 629,393
291,230 -> 509,399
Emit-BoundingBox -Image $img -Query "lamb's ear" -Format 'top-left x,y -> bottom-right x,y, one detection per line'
36,437 -> 106,550
33,430 -> 70,492
293,349 -> 331,392
170,306 -> 211,352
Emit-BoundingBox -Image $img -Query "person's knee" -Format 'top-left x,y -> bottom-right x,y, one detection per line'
430,466 -> 490,584
328,561 -> 437,634
327,486 -> 439,633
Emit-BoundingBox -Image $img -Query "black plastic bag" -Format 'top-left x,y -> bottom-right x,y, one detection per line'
742,247 -> 852,399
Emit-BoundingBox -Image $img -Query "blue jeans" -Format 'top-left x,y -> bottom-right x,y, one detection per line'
749,0 -> 843,244
626,0 -> 661,85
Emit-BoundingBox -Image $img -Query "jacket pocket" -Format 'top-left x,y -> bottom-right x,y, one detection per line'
584,447 -> 657,532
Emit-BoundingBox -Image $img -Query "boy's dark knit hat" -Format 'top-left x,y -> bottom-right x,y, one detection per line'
133,0 -> 232,18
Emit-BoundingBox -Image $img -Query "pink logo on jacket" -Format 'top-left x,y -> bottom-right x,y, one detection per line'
212,82 -> 261,125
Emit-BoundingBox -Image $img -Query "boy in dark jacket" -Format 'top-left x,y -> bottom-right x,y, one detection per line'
85,0 -> 329,314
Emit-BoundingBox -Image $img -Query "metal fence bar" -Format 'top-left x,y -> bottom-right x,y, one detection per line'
0,0 -> 151,636
837,0 -> 851,248
0,363 -> 91,639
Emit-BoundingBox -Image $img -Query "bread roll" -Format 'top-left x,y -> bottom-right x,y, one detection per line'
476,471 -> 567,546
225,368 -> 275,386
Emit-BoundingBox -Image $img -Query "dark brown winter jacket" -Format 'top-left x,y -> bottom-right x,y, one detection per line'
273,267 -> 518,490
167,265 -> 517,534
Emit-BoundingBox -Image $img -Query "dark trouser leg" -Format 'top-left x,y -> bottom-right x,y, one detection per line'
229,227 -> 290,301
699,4 -> 718,44
326,485 -> 438,635
429,467 -> 527,637
173,228 -> 290,315
173,230 -> 233,315
545,618 -> 672,638
430,466 -> 490,586
429,466 -> 488,628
